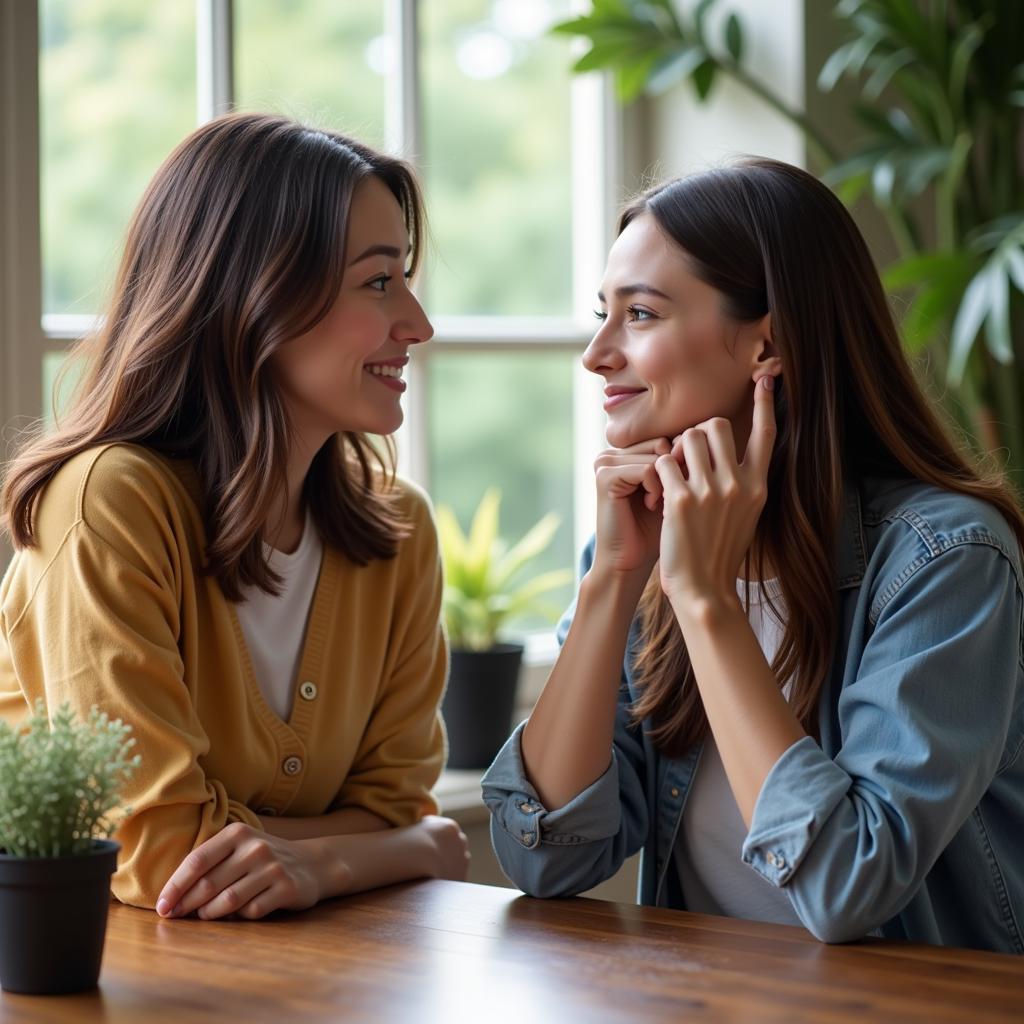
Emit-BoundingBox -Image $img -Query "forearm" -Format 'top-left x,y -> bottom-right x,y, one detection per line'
306,821 -> 438,899
674,595 -> 806,827
523,569 -> 648,810
258,807 -> 391,840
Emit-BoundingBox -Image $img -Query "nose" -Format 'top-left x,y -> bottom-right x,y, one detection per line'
582,318 -> 623,376
396,287 -> 434,347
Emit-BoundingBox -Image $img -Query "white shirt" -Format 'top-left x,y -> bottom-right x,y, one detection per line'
672,576 -> 803,926
235,511 -> 324,721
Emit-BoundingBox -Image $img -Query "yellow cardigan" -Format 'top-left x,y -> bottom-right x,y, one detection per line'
0,444 -> 447,908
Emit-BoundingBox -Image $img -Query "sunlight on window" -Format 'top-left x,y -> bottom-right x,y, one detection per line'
421,0 -> 574,317
40,0 -> 196,316
428,350 -> 576,634
234,0 -> 385,145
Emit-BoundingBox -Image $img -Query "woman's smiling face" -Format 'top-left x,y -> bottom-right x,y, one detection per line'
273,174 -> 433,441
583,212 -> 773,449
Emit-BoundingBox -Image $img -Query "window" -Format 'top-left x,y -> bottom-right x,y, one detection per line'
11,0 -> 620,637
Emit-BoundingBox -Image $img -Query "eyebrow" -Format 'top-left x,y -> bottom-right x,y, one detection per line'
348,243 -> 408,265
596,283 -> 673,303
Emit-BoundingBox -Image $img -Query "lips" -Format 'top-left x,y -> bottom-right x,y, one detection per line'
364,356 -> 409,393
603,384 -> 646,410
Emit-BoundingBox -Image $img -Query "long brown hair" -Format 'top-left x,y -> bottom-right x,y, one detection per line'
628,158 -> 1024,756
2,113 -> 425,600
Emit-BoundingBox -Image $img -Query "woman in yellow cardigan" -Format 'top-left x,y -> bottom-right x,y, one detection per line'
0,113 -> 469,919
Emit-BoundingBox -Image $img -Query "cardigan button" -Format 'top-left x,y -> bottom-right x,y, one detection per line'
256,806 -> 276,816
282,756 -> 303,776
299,680 -> 318,701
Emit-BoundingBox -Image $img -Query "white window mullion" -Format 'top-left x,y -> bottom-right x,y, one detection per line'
196,0 -> 234,124
384,0 -> 420,162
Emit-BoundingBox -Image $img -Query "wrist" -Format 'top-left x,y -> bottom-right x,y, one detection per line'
582,563 -> 651,607
306,835 -> 354,900
669,589 -> 744,629
410,820 -> 443,880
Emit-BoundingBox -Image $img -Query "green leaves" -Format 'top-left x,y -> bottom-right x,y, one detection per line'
885,218 -> 1024,386
437,489 -> 573,652
550,0 -> 741,103
883,250 -> 976,355
948,220 -> 1024,384
0,701 -> 140,858
723,12 -> 743,62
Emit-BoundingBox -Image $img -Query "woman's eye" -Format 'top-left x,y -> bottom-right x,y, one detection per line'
626,305 -> 654,322
368,275 -> 392,293
593,309 -> 608,321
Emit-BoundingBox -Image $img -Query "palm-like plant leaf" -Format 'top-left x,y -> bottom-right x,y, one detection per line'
465,488 -> 501,594
435,504 -> 469,591
492,513 -> 562,591
436,492 -> 572,649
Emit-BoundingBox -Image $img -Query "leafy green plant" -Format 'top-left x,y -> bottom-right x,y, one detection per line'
436,489 -> 574,652
0,701 -> 140,858
553,0 -> 1024,479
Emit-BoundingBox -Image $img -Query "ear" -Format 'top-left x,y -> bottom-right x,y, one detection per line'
745,312 -> 781,382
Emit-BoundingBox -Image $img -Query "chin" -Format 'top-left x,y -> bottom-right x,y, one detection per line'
605,427 -> 630,449
605,416 -> 655,450
376,410 -> 404,436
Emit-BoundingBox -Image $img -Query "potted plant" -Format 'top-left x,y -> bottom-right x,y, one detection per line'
0,700 -> 139,995
436,488 -> 574,769
553,0 -> 1024,484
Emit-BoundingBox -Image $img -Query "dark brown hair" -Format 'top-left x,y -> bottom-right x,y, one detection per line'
2,112 -> 424,599
627,158 -> 1024,756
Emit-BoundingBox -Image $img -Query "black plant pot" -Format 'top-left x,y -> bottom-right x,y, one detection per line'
0,839 -> 119,994
443,644 -> 524,770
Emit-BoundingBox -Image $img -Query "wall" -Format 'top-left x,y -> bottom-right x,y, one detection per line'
645,0 -> 805,179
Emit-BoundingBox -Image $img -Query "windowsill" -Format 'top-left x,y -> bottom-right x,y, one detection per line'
433,767 -> 488,824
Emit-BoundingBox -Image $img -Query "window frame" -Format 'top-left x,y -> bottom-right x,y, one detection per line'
3,0 -> 621,593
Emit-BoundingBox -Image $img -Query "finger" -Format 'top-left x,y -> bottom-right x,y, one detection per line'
641,464 -> 664,511
743,375 -> 777,476
170,852 -> 253,918
157,829 -> 240,917
235,886 -> 281,921
680,428 -> 712,488
608,437 -> 672,457
594,451 -> 663,470
701,418 -> 739,475
196,873 -> 274,921
654,452 -> 688,504
596,463 -> 662,502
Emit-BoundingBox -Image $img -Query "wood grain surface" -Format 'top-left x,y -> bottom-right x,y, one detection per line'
2,880 -> 1021,1023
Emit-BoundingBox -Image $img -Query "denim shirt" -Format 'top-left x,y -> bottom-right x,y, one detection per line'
482,477 -> 1024,952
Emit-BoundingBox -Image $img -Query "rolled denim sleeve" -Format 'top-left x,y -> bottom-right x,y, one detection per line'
481,539 -> 650,898
742,541 -> 1022,943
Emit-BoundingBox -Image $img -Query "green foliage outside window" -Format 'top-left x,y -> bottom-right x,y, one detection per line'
40,0 -> 196,316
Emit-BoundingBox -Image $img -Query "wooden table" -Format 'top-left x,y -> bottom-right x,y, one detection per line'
2,880 -> 1021,1022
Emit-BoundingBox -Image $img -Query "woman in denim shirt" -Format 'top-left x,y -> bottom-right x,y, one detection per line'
482,158 -> 1024,952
